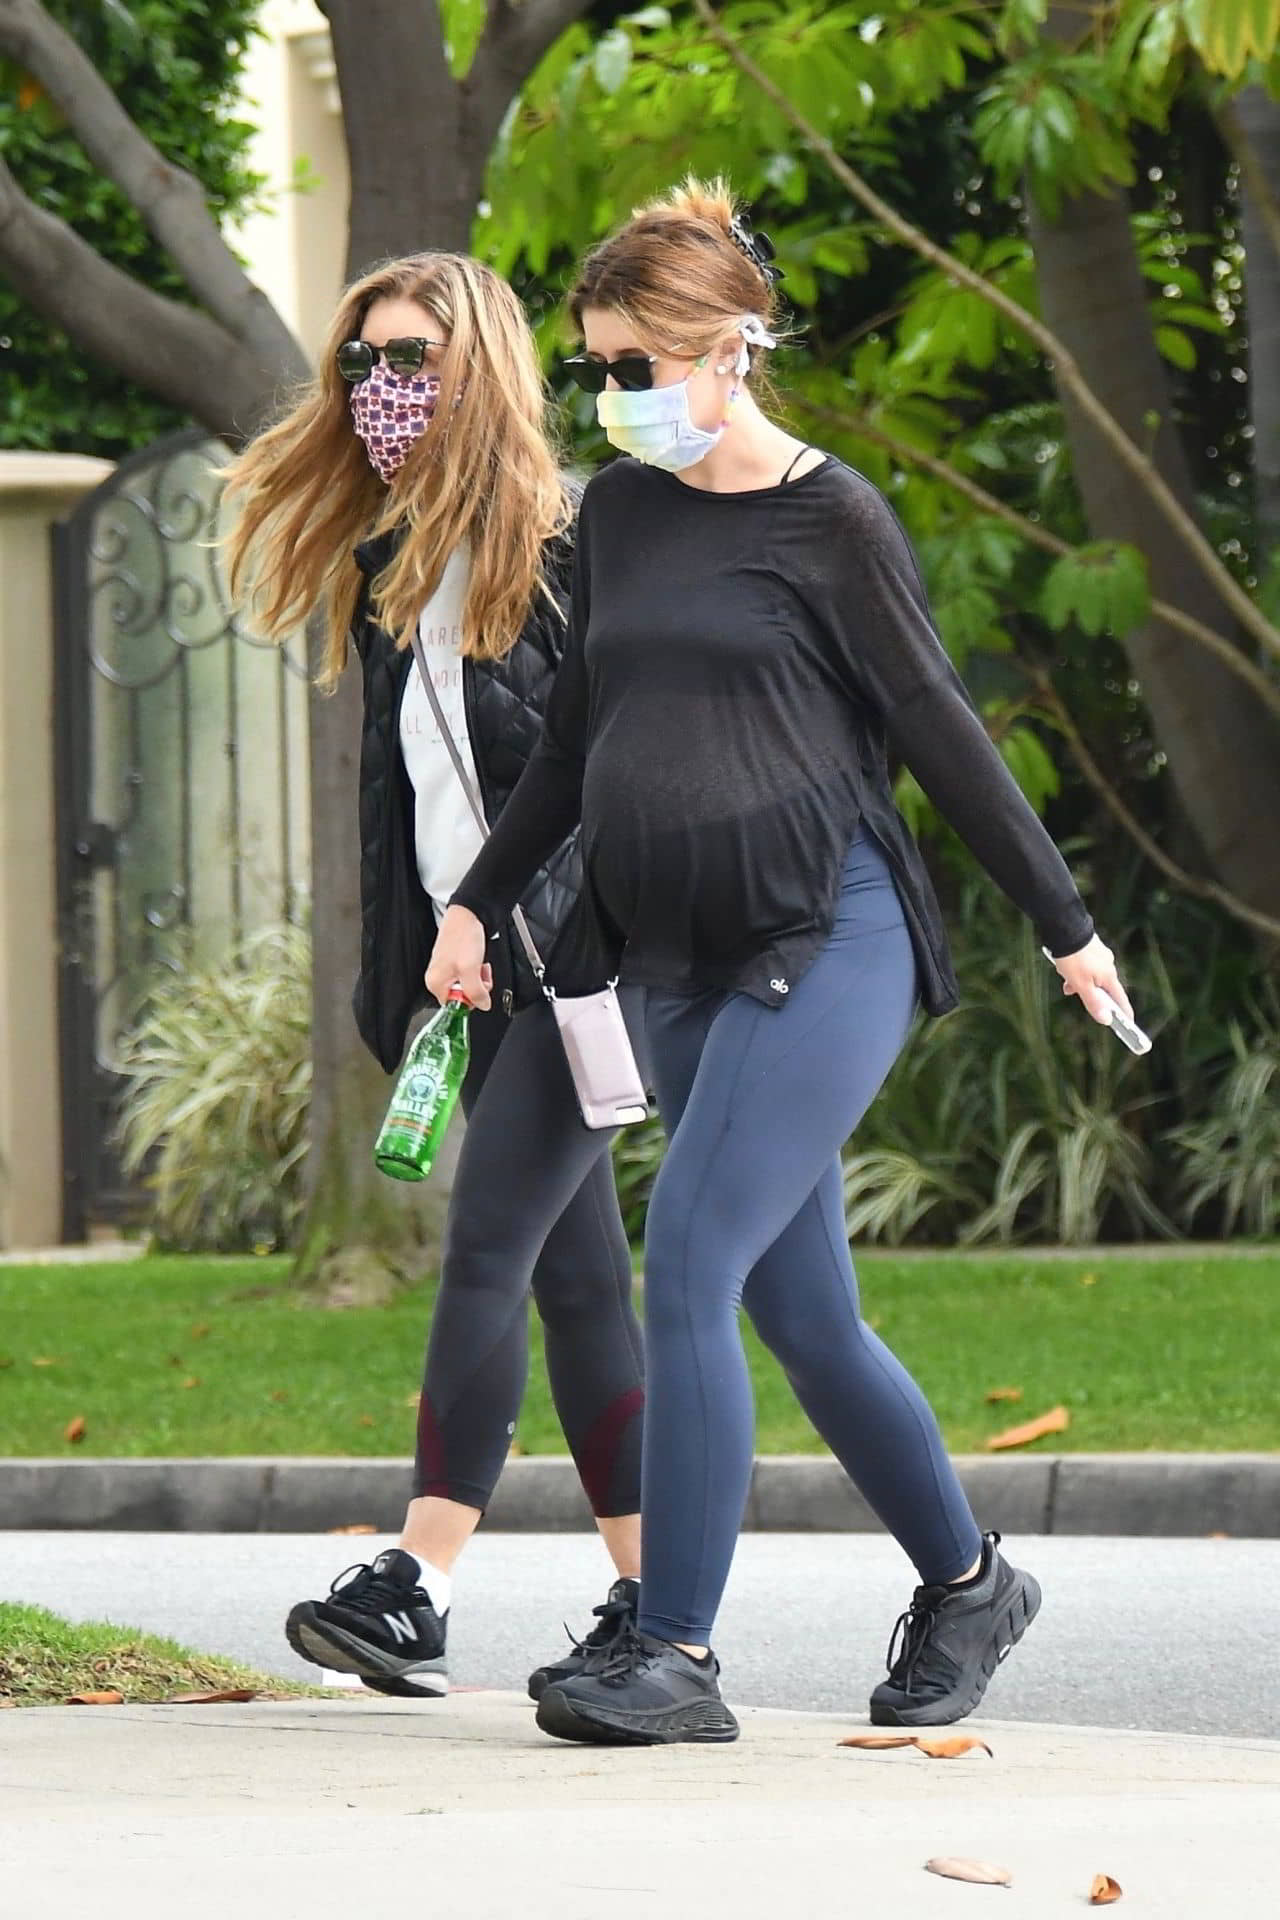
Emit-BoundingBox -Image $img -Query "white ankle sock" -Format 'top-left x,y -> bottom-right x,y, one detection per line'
404,1554 -> 452,1616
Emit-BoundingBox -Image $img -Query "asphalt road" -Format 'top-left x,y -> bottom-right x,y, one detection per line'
5,1530 -> 1275,1739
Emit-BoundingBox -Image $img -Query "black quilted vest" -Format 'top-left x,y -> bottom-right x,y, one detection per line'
350,518 -> 581,1072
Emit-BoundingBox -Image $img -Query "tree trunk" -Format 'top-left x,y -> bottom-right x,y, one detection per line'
1236,86 -> 1280,555
319,0 -> 482,274
1026,177 -> 1280,926
293,659 -> 459,1300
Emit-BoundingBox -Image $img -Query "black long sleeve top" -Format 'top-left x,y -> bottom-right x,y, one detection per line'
451,454 -> 1094,1015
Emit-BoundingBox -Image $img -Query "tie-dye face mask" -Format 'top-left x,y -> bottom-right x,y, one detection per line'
349,361 -> 441,483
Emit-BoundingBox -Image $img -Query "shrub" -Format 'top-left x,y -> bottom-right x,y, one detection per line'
115,926 -> 310,1252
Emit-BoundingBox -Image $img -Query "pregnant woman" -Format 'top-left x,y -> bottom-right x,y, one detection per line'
427,181 -> 1136,1744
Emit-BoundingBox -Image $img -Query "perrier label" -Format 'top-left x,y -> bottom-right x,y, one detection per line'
373,989 -> 471,1182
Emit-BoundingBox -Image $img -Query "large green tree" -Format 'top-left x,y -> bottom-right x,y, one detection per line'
0,0 -> 267,455
486,0 -> 1280,947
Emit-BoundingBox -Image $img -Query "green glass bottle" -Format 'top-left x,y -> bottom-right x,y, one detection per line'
373,990 -> 471,1182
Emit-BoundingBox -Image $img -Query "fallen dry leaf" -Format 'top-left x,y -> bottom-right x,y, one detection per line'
1090,1874 -> 1123,1905
915,1735 -> 993,1759
0,1355 -> 13,1369
404,1392 -> 421,1408
357,1414 -> 375,1428
66,1691 -> 124,1706
986,1404 -> 1070,1451
32,1356 -> 57,1367
269,1390 -> 289,1403
984,1386 -> 1023,1404
839,1733 -> 991,1760
328,1523 -> 377,1535
63,1415 -> 87,1445
190,1324 -> 212,1339
167,1688 -> 258,1704
839,1734 -> 916,1750
925,1858 -> 1012,1887
180,1376 -> 201,1389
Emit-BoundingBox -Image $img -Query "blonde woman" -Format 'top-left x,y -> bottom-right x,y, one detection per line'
429,183 -> 1137,1744
225,253 -> 643,1700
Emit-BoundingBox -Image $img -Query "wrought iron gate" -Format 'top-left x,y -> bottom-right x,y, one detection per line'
52,430 -> 310,1238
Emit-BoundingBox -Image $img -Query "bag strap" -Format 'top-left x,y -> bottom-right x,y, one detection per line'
408,625 -> 547,982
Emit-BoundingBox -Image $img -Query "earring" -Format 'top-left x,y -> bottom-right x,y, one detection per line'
715,362 -> 731,375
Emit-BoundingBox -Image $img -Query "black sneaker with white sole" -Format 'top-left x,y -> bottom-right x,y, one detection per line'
536,1626 -> 740,1746
527,1576 -> 640,1702
869,1531 -> 1040,1727
285,1549 -> 448,1699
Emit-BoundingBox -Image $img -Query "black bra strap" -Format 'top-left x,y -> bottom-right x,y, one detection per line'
780,445 -> 814,485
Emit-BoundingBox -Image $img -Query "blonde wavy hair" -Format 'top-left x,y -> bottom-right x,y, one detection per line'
224,253 -> 570,690
569,175 -> 788,395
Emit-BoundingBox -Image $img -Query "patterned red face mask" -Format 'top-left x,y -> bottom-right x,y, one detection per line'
349,361 -> 441,483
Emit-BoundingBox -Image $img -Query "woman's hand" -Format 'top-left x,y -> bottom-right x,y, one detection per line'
1048,933 -> 1133,1026
426,905 -> 492,1011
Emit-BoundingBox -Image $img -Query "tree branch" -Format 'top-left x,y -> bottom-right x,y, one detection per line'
1028,668 -> 1280,942
467,0 -> 592,161
1217,96 -> 1280,269
0,154 -> 286,445
789,393 -> 1280,726
479,0 -> 592,72
0,0 -> 306,383
690,0 -> 1280,667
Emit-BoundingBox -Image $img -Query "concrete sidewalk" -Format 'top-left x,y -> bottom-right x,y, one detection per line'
1,1691 -> 1273,1917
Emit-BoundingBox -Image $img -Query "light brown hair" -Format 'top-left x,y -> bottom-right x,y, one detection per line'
569,175 -> 786,386
224,253 -> 570,690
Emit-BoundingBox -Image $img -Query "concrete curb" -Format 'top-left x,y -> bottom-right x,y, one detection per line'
2,1452 -> 1277,1535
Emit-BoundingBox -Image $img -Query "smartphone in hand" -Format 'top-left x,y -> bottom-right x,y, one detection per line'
1041,950 -> 1152,1055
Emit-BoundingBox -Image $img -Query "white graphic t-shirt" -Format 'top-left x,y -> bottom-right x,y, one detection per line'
398,545 -> 485,921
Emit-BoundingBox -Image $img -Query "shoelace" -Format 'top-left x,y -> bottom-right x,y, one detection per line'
328,1562 -> 427,1616
883,1587 -> 950,1694
562,1591 -> 635,1657
594,1624 -> 662,1687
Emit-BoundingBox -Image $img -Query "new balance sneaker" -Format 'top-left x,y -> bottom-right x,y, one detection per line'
285,1549 -> 449,1698
869,1531 -> 1041,1726
527,1576 -> 640,1702
535,1627 -> 740,1746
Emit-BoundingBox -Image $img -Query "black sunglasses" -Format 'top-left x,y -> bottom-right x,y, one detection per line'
337,337 -> 445,383
563,351 -> 659,395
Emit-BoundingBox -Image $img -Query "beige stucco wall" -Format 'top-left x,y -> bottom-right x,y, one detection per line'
0,454 -> 114,1249
230,0 -> 349,364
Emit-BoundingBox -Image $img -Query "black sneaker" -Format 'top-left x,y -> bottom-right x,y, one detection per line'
536,1626 -> 740,1746
869,1531 -> 1041,1726
285,1549 -> 449,1699
527,1576 -> 640,1702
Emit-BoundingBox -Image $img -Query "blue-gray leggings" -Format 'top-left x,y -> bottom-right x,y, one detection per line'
637,830 -> 982,1642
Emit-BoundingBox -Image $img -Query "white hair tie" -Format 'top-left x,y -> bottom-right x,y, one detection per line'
740,314 -> 778,350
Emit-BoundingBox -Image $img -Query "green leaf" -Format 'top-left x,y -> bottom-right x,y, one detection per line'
1040,542 -> 1152,637
998,722 -> 1061,813
1155,322 -> 1196,370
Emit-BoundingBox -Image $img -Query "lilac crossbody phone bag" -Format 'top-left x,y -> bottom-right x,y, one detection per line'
409,631 -> 649,1130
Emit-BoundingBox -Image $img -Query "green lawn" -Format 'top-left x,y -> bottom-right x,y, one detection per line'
1,1251 -> 1277,1457
0,1601 -> 322,1705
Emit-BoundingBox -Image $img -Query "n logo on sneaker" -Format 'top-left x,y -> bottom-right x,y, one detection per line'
384,1611 -> 417,1645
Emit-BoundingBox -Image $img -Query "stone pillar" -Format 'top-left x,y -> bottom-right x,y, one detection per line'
0,452 -> 114,1249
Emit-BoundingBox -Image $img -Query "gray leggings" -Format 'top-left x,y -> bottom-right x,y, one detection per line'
637,830 -> 982,1642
